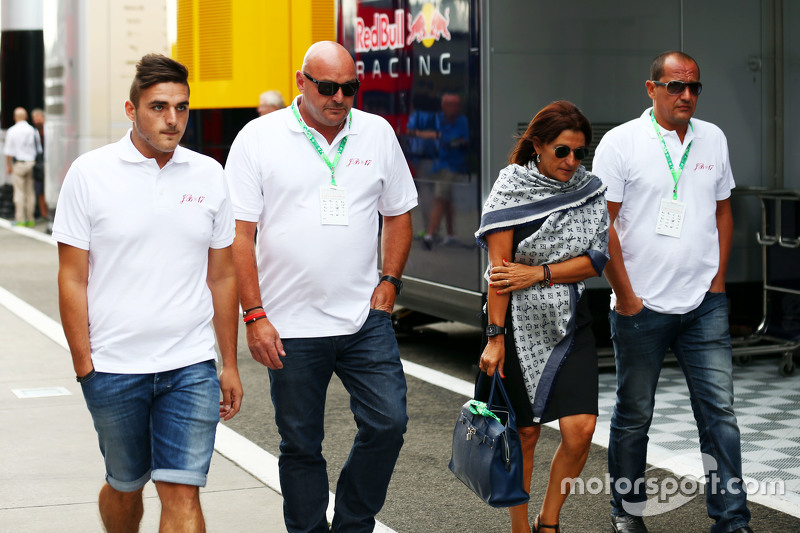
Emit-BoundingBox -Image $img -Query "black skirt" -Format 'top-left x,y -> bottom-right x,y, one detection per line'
476,222 -> 599,427
478,294 -> 599,427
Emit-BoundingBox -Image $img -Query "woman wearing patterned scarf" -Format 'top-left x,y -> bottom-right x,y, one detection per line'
475,101 -> 610,533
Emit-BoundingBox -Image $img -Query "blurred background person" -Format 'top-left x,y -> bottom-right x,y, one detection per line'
258,90 -> 286,116
4,107 -> 41,227
31,108 -> 50,225
423,92 -> 469,249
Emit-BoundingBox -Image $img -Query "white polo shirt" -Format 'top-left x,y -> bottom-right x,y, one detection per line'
225,97 -> 418,338
52,131 -> 235,373
4,120 -> 41,161
592,108 -> 735,314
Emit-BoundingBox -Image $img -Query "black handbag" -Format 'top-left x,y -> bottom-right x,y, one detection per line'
448,372 -> 530,507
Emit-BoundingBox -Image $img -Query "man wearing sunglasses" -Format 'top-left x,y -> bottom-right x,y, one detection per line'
225,41 -> 417,533
593,51 -> 752,533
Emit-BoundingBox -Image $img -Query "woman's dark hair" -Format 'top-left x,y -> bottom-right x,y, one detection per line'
509,100 -> 592,166
129,54 -> 190,107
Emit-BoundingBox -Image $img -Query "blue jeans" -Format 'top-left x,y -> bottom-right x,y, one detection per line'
270,309 -> 408,533
608,292 -> 750,532
80,360 -> 220,491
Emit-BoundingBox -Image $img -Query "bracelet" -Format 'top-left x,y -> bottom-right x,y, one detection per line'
242,305 -> 263,317
539,264 -> 552,288
243,310 -> 267,324
76,368 -> 96,383
245,315 -> 267,326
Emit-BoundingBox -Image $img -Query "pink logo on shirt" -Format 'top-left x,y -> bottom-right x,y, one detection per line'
180,194 -> 206,204
345,158 -> 372,167
692,163 -> 715,171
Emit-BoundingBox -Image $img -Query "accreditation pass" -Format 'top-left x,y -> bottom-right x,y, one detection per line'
655,198 -> 685,238
320,185 -> 348,225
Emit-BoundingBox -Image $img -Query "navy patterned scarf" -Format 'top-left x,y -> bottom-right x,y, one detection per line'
476,161 -> 609,422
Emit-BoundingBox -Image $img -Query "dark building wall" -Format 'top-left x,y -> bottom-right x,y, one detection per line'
1,29 -> 45,129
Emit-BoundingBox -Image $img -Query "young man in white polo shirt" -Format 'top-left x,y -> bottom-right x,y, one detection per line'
226,41 -> 417,533
53,54 -> 242,532
593,51 -> 752,533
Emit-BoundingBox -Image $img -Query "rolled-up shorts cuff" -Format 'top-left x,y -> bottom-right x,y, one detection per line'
152,468 -> 208,487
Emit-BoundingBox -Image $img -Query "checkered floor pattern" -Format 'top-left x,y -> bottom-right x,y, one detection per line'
594,357 -> 800,510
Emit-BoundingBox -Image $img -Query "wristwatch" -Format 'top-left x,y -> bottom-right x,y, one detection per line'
486,324 -> 506,337
380,275 -> 403,295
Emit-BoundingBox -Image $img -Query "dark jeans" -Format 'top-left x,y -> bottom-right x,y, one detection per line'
270,309 -> 408,533
608,292 -> 750,532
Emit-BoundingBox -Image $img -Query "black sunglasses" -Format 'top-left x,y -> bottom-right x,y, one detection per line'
303,72 -> 360,97
652,80 -> 703,96
553,145 -> 590,160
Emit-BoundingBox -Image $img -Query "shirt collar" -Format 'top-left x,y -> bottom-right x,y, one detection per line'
116,128 -> 189,166
287,95 -> 357,140
641,107 -> 698,143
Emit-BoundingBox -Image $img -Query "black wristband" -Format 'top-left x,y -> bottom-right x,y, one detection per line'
242,305 -> 263,317
379,275 -> 403,295
245,315 -> 267,326
76,368 -> 96,383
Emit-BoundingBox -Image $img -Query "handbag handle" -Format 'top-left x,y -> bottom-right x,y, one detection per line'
478,372 -> 515,415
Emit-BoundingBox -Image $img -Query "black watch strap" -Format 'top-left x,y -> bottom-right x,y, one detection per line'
380,275 -> 403,295
486,324 -> 506,337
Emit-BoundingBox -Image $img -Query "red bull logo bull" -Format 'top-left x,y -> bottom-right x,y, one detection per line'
406,4 -> 451,48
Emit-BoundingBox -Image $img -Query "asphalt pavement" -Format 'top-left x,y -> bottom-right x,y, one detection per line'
3,219 -> 800,532
0,221 -> 288,532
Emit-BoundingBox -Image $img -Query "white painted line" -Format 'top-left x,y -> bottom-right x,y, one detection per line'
400,352 -> 800,518
401,358 -> 474,397
2,230 -> 799,521
400,357 -> 563,435
214,424 -> 282,492
0,286 -> 68,350
0,218 -> 57,245
0,272 -> 398,532
214,424 -> 397,532
12,386 -> 71,398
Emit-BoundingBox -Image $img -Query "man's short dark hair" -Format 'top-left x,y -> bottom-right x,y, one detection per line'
650,50 -> 700,81
129,54 -> 190,107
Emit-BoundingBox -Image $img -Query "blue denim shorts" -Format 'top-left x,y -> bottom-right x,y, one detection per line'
80,360 -> 220,492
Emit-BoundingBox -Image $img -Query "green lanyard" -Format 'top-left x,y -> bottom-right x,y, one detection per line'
650,111 -> 692,201
292,100 -> 351,187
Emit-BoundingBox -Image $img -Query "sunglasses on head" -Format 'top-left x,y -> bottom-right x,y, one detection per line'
553,145 -> 590,160
303,72 -> 360,97
652,80 -> 703,96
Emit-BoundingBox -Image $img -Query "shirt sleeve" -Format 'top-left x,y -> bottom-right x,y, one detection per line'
591,131 -> 626,204
51,162 -> 92,250
3,128 -> 16,157
225,124 -> 264,222
714,129 -> 735,201
210,166 -> 236,249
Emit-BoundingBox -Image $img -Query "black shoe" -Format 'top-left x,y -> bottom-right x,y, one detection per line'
611,515 -> 648,533
533,514 -> 560,532
730,527 -> 754,533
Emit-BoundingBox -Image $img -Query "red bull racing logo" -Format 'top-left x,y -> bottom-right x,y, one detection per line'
355,4 -> 451,53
